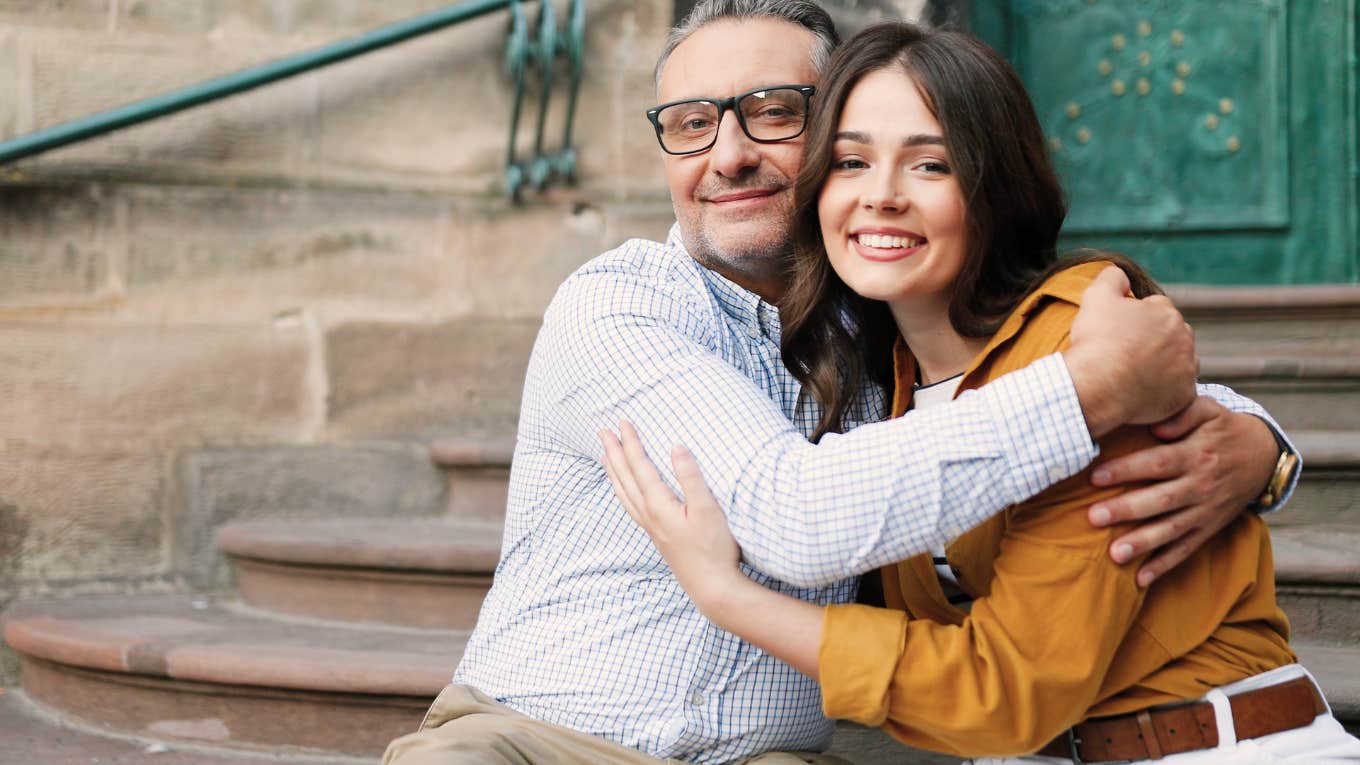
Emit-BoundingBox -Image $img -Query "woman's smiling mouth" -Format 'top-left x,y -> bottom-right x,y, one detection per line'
851,230 -> 927,261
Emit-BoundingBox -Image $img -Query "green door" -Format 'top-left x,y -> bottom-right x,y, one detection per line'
971,0 -> 1358,284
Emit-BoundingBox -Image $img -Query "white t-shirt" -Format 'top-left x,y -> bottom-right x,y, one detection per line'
912,374 -> 967,594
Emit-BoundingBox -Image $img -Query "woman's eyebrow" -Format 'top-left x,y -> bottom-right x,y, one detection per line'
902,133 -> 945,147
833,130 -> 945,147
833,130 -> 871,144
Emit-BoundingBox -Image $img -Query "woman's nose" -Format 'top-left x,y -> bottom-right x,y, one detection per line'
862,173 -> 906,212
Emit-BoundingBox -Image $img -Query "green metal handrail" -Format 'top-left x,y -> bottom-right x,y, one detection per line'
0,0 -> 584,201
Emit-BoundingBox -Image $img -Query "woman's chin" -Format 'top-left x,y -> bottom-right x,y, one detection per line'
838,277 -> 907,304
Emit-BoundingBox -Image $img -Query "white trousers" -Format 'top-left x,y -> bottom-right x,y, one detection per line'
970,665 -> 1360,765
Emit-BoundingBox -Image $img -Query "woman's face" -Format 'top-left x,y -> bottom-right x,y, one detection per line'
818,67 -> 968,311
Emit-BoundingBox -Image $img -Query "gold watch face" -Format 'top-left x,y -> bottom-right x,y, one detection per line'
1263,451 -> 1300,507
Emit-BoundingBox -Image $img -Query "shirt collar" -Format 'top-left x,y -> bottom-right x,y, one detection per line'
668,222 -> 782,339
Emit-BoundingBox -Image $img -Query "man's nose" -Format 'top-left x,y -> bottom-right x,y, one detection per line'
708,111 -> 761,178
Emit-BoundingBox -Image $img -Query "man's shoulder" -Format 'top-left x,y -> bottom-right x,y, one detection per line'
573,235 -> 682,280
547,234 -> 713,324
526,233 -> 728,388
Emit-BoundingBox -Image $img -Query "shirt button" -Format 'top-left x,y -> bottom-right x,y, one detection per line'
1048,466 -> 1067,482
691,690 -> 706,706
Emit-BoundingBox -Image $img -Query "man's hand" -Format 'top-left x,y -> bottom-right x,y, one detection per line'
1088,396 -> 1280,587
1063,267 -> 1198,438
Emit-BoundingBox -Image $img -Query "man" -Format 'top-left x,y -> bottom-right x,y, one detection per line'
385,2 -> 1297,763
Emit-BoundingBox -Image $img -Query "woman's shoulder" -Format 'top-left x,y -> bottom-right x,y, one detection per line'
962,261 -> 1117,385
993,260 -> 1115,341
1020,259 -> 1113,312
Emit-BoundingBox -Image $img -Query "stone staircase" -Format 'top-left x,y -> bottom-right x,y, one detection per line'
3,287 -> 1360,762
1183,284 -> 1360,732
0,441 -> 508,763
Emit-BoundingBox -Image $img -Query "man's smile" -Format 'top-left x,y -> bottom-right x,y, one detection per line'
704,187 -> 787,214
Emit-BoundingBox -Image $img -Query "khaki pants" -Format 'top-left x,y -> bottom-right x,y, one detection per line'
383,684 -> 856,765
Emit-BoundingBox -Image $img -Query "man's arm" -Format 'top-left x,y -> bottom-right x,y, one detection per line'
1088,389 -> 1299,586
1059,266 -> 1300,585
546,264 -> 1193,587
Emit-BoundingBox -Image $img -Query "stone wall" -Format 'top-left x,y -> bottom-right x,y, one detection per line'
0,0 -> 676,611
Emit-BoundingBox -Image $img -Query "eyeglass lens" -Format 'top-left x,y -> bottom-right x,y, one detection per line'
654,88 -> 808,154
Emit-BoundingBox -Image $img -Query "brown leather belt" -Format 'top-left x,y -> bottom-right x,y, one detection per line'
1036,676 -> 1326,762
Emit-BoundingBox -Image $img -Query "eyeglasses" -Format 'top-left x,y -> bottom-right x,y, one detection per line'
645,85 -> 816,156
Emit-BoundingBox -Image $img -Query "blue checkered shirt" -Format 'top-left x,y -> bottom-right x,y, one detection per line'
454,224 -> 1291,764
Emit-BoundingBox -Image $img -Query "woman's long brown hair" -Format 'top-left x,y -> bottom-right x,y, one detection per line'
781,23 -> 1160,440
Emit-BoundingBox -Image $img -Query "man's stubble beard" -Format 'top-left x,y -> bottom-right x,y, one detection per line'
679,184 -> 796,300
687,224 -> 792,293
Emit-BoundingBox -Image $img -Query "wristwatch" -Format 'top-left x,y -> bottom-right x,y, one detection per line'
1249,447 -> 1300,512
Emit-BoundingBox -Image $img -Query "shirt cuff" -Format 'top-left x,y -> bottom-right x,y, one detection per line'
973,353 -> 1101,505
1198,382 -> 1301,513
819,604 -> 908,726
1251,414 -> 1301,513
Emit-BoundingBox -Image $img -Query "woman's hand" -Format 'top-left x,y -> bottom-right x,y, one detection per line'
600,421 -> 746,611
600,421 -> 825,678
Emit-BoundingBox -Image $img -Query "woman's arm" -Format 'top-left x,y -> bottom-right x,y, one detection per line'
818,466 -> 1154,756
603,417 -> 1157,757
600,424 -> 826,677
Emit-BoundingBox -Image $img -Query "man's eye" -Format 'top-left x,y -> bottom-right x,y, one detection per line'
666,113 -> 714,134
753,106 -> 796,120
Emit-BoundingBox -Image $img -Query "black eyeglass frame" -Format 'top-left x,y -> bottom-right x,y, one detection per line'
645,84 -> 817,156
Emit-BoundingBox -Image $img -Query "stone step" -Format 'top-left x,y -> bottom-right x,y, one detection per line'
1173,283 -> 1360,356
0,688 -> 371,765
3,597 -> 1350,761
1199,355 -> 1360,432
1176,285 -> 1360,434
430,436 -> 514,523
1274,431 -> 1360,526
1272,525 -> 1360,645
1295,640 -> 1360,733
218,519 -> 502,630
1,596 -> 459,757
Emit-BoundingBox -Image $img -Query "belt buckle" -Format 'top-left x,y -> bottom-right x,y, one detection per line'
1066,728 -> 1084,764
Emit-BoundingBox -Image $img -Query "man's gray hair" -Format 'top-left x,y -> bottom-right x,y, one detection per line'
654,0 -> 841,90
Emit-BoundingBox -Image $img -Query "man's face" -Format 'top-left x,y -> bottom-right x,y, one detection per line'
655,18 -> 819,299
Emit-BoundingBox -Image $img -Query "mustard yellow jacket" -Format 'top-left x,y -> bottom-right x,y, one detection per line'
818,261 -> 1295,757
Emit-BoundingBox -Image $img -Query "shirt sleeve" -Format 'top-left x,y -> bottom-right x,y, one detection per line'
539,267 -> 1098,588
1194,382 -> 1300,513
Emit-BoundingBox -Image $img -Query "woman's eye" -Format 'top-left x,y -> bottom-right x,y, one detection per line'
833,158 -> 867,171
917,161 -> 951,175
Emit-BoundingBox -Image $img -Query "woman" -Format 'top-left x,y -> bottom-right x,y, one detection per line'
599,22 -> 1360,765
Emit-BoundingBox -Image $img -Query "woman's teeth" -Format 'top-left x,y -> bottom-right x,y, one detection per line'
856,233 -> 922,249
